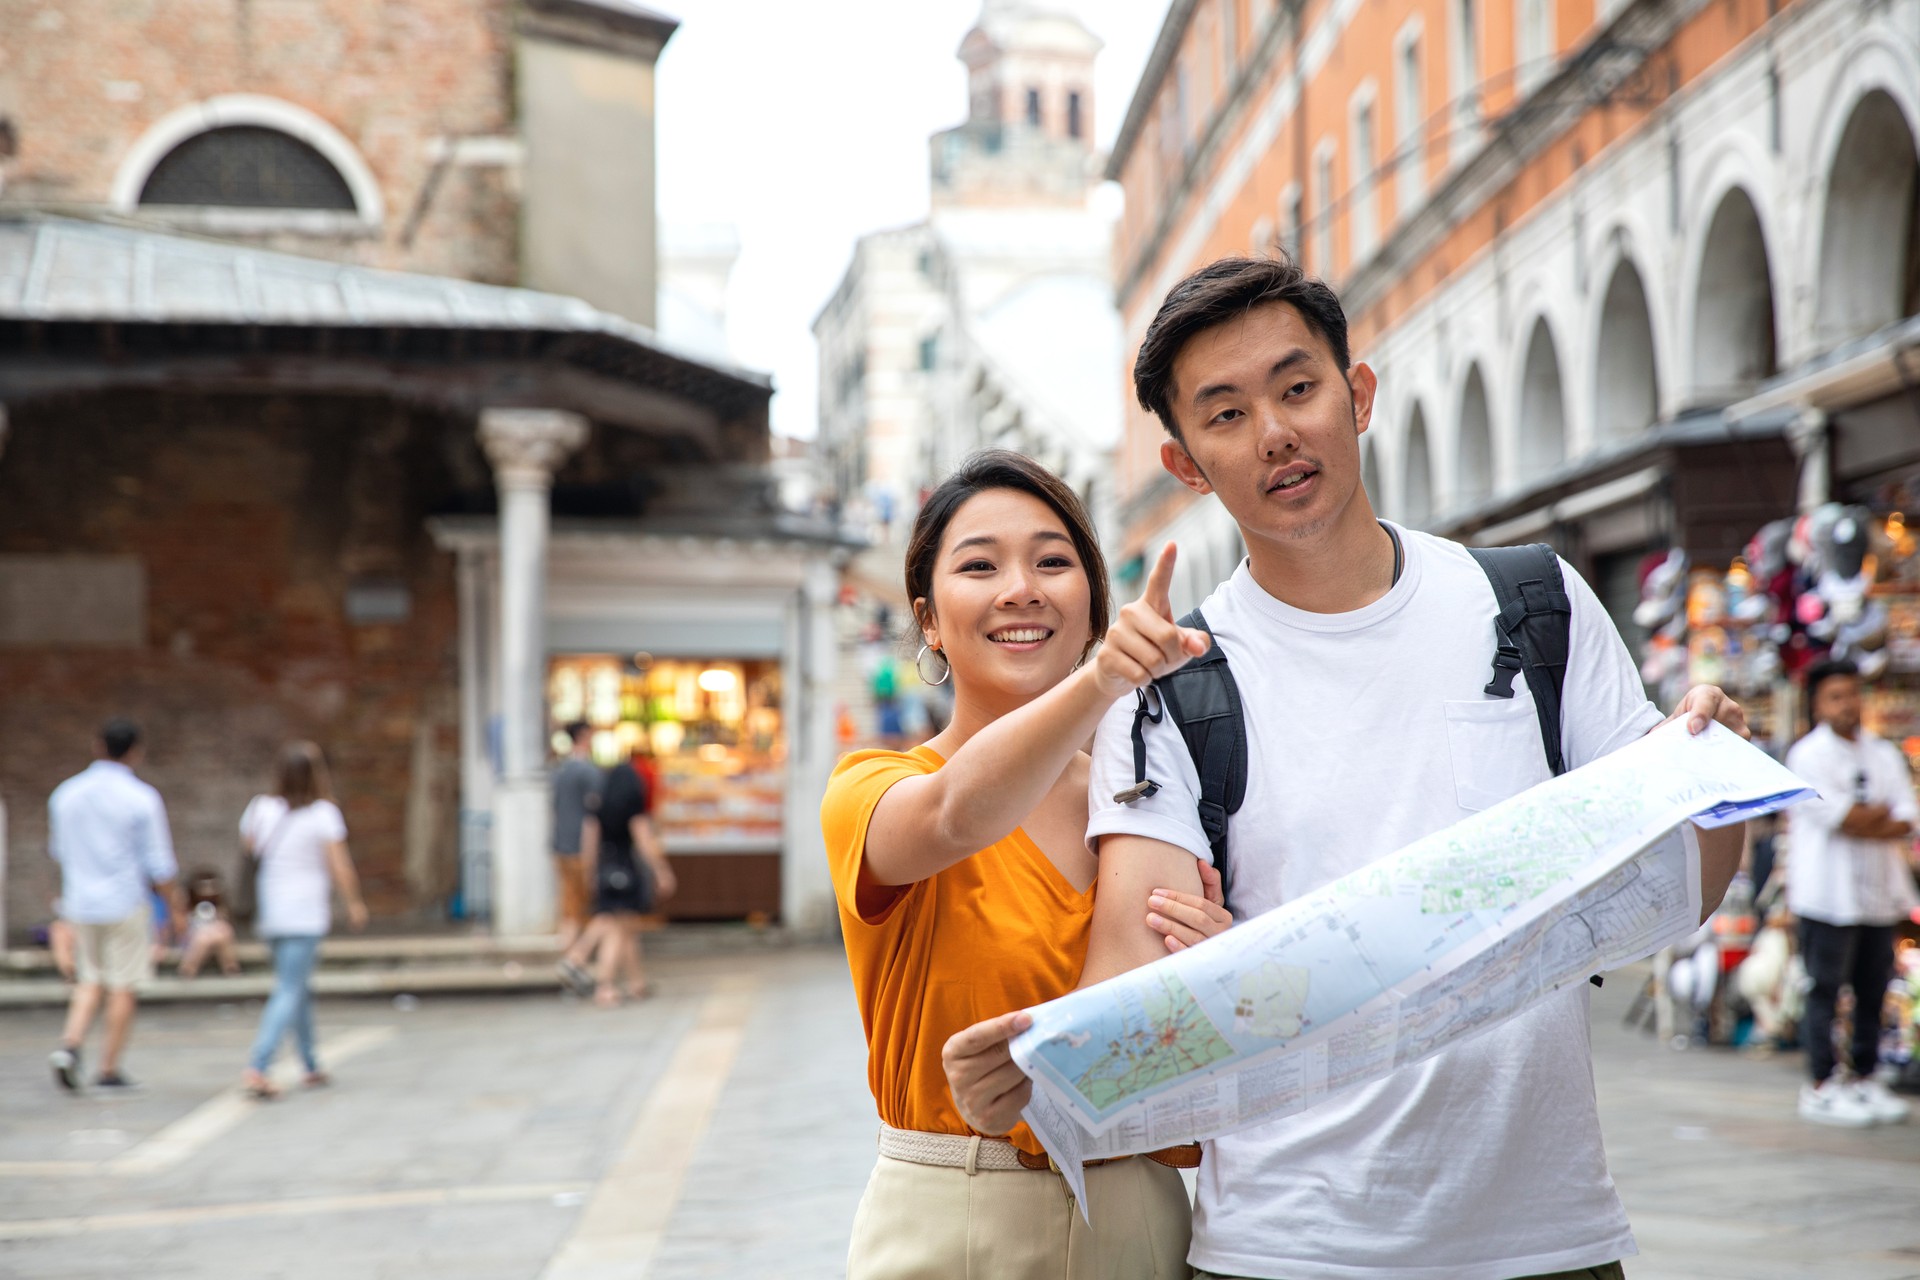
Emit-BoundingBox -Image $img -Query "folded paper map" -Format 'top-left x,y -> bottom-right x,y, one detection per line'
1011,720 -> 1814,1214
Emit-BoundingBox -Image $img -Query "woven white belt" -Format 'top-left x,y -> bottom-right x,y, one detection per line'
876,1124 -> 1034,1173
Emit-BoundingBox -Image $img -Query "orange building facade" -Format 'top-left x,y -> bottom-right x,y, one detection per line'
1107,0 -> 1920,622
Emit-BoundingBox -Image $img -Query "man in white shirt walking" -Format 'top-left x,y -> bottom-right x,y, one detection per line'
1785,658 -> 1916,1127
47,719 -> 182,1093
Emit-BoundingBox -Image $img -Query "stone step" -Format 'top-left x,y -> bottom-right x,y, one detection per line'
0,922 -> 804,1005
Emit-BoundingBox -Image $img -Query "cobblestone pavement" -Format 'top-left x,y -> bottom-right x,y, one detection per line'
1,946 -> 1915,1279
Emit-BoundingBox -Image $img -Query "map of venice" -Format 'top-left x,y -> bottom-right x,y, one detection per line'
1072,972 -> 1236,1110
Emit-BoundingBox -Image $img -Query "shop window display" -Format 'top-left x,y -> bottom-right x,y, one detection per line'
546,655 -> 785,853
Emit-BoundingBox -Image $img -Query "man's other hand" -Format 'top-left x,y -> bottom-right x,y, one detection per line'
1664,685 -> 1750,739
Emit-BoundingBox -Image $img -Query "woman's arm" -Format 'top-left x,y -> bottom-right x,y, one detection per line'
325,840 -> 369,930
629,815 -> 677,902
863,545 -> 1207,888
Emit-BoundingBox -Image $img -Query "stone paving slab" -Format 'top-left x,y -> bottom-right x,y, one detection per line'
2,948 -> 1917,1278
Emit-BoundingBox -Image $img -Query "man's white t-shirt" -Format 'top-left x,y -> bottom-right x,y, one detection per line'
241,796 -> 348,939
1086,526 -> 1666,1280
1784,723 -> 1920,926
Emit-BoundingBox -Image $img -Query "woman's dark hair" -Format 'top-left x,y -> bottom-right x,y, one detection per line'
599,761 -> 649,838
188,869 -> 225,910
904,449 -> 1111,664
1133,251 -> 1352,441
273,740 -> 334,811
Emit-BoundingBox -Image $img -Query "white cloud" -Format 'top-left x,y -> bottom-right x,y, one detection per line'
655,0 -> 1169,438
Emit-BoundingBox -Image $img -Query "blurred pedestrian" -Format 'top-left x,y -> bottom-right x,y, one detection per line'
239,742 -> 368,1099
176,870 -> 241,979
550,721 -> 601,950
47,718 -> 183,1093
1786,658 -> 1916,1127
573,758 -> 674,1007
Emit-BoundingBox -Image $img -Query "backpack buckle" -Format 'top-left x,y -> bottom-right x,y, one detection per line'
1484,645 -> 1523,698
1114,779 -> 1161,804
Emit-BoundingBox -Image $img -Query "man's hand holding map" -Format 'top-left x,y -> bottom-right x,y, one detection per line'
1011,720 -> 1814,1212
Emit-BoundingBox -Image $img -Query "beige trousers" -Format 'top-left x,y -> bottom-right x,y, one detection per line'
846,1153 -> 1193,1280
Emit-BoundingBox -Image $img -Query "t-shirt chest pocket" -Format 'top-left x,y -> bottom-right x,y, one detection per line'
1443,699 -> 1553,812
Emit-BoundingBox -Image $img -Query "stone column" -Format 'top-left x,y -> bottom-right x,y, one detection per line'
479,408 -> 588,936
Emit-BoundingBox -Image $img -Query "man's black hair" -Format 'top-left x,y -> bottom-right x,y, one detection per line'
100,718 -> 141,760
1804,656 -> 1861,709
1132,251 -> 1352,441
564,720 -> 592,744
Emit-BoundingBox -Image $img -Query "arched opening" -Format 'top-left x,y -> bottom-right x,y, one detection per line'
1518,318 -> 1567,482
1361,436 -> 1383,514
138,125 -> 356,210
1815,89 -> 1920,348
1691,187 -> 1777,399
1455,363 -> 1494,507
1593,258 -> 1660,443
1403,408 -> 1434,528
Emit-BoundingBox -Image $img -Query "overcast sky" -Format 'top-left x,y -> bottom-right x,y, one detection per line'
654,0 -> 1170,439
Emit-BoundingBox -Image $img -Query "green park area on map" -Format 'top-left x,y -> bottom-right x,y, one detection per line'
1073,972 -> 1237,1110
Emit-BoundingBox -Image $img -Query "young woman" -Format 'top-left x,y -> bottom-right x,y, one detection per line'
240,742 -> 367,1099
821,451 -> 1230,1280
576,757 -> 675,1007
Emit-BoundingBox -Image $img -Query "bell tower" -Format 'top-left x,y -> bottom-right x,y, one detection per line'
932,2 -> 1102,208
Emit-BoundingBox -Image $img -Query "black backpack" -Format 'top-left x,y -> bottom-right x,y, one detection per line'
1118,543 -> 1573,904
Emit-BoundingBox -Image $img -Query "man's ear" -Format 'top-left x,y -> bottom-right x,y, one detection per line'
1349,362 -> 1378,437
1161,438 -> 1214,496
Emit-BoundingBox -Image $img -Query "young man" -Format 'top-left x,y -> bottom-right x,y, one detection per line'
1784,658 -> 1916,1128
48,719 -> 182,1093
550,721 -> 601,952
951,255 -> 1751,1279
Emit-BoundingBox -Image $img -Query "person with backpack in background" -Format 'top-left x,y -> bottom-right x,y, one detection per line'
239,741 -> 368,1099
947,253 -> 1750,1280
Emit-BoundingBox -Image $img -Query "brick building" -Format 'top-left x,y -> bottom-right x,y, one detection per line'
1104,0 -> 1919,624
0,2 -> 848,941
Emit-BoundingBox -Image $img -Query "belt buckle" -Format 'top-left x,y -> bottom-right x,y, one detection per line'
1047,1154 -> 1063,1175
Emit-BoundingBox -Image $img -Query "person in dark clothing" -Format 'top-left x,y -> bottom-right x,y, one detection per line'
576,759 -> 675,1007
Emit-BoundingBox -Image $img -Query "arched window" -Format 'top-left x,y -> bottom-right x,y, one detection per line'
1593,258 -> 1660,443
1815,89 -> 1920,349
1403,408 -> 1434,528
138,125 -> 356,210
1517,318 -> 1567,482
1691,187 -> 1777,400
1455,364 -> 1494,507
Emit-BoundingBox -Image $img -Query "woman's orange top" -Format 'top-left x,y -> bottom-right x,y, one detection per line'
821,746 -> 1094,1156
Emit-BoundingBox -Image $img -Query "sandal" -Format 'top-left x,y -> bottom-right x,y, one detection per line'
241,1072 -> 279,1101
302,1070 -> 331,1089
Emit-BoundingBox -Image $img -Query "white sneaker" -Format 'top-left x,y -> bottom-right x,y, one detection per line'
1799,1078 -> 1878,1127
1849,1078 -> 1912,1125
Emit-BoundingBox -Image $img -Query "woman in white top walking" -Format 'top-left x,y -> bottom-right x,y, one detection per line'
240,742 -> 367,1099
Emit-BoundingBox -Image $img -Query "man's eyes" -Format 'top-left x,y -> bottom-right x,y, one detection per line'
1285,380 -> 1312,398
1209,407 -> 1245,426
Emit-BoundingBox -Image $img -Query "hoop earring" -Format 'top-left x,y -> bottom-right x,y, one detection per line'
915,643 -> 952,686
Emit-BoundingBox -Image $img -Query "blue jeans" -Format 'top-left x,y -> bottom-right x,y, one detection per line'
249,935 -> 323,1074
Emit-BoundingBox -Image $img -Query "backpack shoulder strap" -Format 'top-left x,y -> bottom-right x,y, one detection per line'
1116,608 -> 1249,899
1467,544 -> 1573,777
